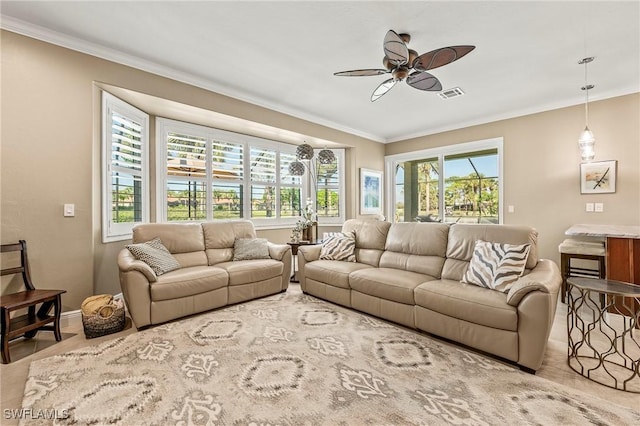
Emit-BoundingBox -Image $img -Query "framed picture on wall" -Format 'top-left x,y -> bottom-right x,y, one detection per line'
360,168 -> 383,215
580,160 -> 617,194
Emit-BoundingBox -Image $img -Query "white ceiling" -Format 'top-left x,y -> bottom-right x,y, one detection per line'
2,1 -> 639,143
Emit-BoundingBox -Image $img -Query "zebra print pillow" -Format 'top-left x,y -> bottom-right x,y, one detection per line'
319,232 -> 356,262
462,240 -> 531,292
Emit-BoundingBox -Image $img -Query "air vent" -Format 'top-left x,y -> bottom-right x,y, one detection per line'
438,87 -> 465,100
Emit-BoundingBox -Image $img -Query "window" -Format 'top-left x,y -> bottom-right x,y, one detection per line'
102,92 -> 149,242
313,149 -> 345,224
156,118 -> 308,227
386,138 -> 502,224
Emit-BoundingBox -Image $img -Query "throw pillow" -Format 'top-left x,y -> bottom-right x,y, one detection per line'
233,238 -> 270,261
319,232 -> 356,262
462,240 -> 531,292
126,238 -> 181,276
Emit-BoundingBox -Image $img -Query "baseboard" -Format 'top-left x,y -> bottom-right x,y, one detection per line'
61,292 -> 125,329
60,309 -> 82,329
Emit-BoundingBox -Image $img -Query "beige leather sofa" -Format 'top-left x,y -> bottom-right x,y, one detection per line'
118,220 -> 291,328
298,219 -> 561,372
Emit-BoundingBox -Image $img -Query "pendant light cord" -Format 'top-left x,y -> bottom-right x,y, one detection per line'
584,60 -> 589,125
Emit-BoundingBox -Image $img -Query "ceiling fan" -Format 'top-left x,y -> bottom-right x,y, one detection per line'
334,30 -> 475,102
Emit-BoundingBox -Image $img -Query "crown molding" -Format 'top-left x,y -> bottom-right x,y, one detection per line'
0,15 -> 385,144
385,86 -> 639,144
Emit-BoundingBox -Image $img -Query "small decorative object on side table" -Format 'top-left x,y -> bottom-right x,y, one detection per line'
567,277 -> 640,393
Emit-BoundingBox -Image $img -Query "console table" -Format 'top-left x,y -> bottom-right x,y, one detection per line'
567,277 -> 640,393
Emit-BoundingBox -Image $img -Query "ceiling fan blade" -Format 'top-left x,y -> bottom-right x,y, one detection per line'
407,71 -> 442,91
371,78 -> 396,102
334,69 -> 389,77
413,46 -> 476,71
383,30 -> 409,66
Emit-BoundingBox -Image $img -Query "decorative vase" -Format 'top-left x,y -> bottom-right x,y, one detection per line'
303,222 -> 317,243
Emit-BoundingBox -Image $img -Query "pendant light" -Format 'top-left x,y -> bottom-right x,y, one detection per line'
578,57 -> 595,162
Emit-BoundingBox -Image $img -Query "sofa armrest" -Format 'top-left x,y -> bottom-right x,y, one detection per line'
117,248 -> 157,282
268,242 -> 290,261
298,245 -> 322,262
506,259 -> 561,306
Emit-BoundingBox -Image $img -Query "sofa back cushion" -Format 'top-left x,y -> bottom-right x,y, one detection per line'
442,223 -> 538,281
342,219 -> 391,266
132,223 -> 207,268
379,222 -> 449,277
202,220 -> 257,264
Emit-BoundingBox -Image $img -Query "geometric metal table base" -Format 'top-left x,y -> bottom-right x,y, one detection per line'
567,277 -> 640,393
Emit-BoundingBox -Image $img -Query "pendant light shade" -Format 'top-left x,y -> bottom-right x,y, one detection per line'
578,126 -> 595,161
288,160 -> 305,176
296,143 -> 314,160
317,148 -> 336,164
578,57 -> 595,162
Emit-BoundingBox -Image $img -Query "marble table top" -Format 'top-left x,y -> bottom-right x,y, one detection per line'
565,224 -> 640,239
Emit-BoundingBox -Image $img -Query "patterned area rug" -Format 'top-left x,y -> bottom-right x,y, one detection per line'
22,287 -> 640,425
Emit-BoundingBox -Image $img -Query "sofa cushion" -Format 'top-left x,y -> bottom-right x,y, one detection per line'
126,238 -> 181,276
215,259 -> 283,286
380,222 -> 449,277
342,219 -> 391,266
462,240 -> 531,292
305,260 -> 373,289
350,268 -> 436,305
320,232 -> 356,262
203,220 -> 257,265
233,238 -> 270,261
133,223 -> 205,253
150,266 -> 228,301
442,224 -> 538,281
414,279 -> 518,331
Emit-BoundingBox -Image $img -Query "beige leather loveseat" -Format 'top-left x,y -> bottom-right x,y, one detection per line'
118,220 -> 291,328
298,219 -> 561,372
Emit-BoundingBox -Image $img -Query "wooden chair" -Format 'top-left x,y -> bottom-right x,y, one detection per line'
1,240 -> 66,363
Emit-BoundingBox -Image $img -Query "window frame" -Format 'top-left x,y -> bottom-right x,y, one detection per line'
101,92 -> 150,243
384,138 -> 503,224
156,118 -> 306,228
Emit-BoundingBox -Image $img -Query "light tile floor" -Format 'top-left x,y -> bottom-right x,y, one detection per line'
1,286 -> 638,426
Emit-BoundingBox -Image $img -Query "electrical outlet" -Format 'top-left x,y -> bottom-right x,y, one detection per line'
585,203 -> 594,212
595,202 -> 604,212
508,205 -> 515,213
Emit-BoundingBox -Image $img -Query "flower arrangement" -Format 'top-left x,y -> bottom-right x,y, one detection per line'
291,198 -> 316,242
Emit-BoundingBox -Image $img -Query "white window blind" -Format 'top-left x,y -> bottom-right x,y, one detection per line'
102,92 -> 149,242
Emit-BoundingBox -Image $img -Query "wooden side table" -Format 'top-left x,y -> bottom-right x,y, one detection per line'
287,241 -> 320,283
567,277 -> 640,393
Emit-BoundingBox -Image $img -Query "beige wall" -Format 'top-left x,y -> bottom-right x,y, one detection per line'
1,31 -> 383,310
386,93 -> 640,264
3,30 -> 637,311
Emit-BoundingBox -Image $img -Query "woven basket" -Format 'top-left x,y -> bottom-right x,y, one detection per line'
82,298 -> 126,339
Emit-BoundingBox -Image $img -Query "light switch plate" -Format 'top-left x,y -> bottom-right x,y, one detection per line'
507,205 -> 515,213
64,204 -> 75,217
585,203 -> 594,212
595,202 -> 604,212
